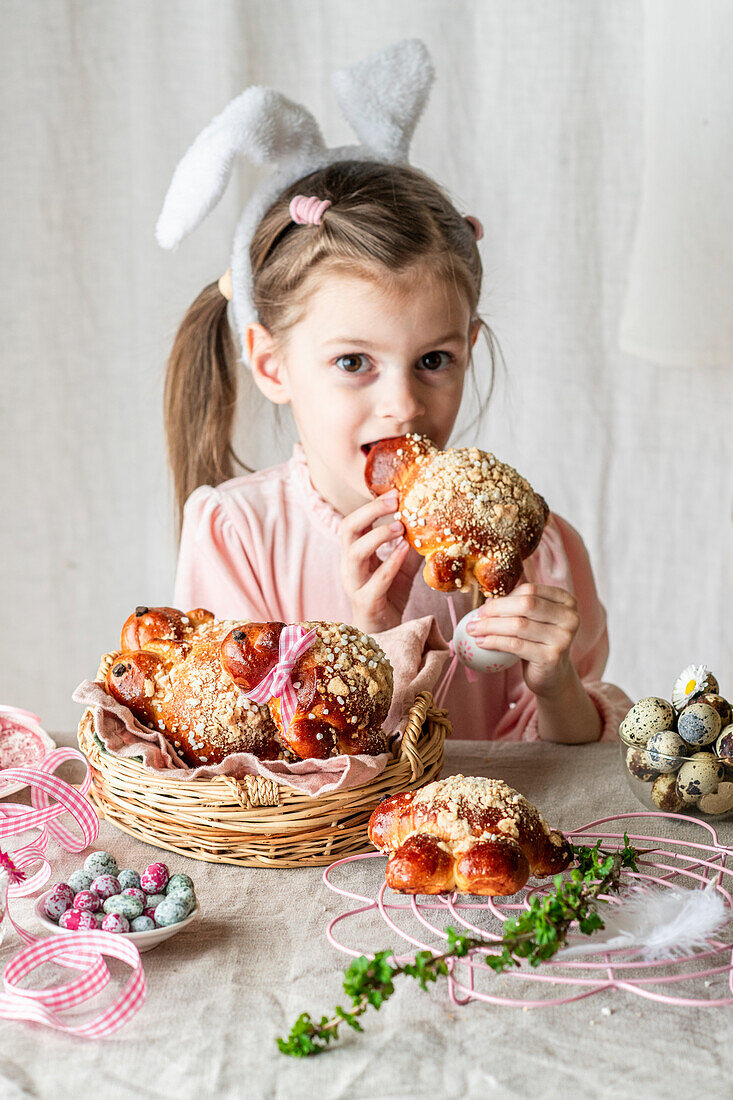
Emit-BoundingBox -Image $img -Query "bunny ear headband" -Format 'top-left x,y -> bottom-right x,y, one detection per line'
155,37 -> 482,368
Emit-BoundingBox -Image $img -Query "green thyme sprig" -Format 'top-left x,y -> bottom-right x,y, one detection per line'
276,835 -> 639,1057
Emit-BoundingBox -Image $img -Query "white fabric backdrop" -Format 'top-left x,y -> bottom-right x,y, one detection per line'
1,0 -> 731,732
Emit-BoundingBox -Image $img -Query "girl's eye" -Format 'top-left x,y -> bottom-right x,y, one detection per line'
335,354 -> 370,374
418,351 -> 454,371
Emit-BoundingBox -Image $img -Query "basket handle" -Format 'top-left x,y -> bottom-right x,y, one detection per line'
397,690 -> 434,782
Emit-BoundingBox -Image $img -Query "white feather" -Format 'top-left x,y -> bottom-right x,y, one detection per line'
557,883 -> 729,961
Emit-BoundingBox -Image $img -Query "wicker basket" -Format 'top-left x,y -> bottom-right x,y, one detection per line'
77,652 -> 451,867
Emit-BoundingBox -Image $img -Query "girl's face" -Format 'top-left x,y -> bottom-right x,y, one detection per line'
248,267 -> 479,517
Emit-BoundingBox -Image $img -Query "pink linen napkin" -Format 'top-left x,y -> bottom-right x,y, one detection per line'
72,615 -> 449,796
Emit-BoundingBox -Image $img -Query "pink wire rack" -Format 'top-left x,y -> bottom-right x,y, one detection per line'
322,811 -> 733,1009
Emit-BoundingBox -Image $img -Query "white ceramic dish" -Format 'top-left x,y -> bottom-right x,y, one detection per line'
35,891 -> 200,952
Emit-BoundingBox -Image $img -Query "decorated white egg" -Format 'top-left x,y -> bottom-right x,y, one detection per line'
620,697 -> 675,747
678,702 -> 721,747
675,752 -> 724,804
452,609 -> 519,674
644,729 -> 689,773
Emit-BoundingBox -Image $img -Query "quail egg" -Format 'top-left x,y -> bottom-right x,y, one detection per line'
698,781 -> 733,815
625,747 -> 660,782
715,724 -> 733,764
651,773 -> 685,812
696,694 -> 732,727
620,697 -> 676,747
644,729 -> 689,773
675,752 -> 724,804
678,702 -> 721,747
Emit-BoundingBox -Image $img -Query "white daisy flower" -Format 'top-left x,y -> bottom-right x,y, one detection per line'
672,664 -> 718,710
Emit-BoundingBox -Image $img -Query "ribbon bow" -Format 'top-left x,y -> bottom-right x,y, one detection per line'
243,626 -> 318,730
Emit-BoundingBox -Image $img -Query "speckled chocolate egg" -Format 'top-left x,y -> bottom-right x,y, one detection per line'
67,870 -> 93,895
644,729 -> 689,773
678,703 -> 721,747
620,698 -> 675,747
43,887 -> 73,921
675,752 -> 724,804
651,773 -> 685,812
165,873 -> 194,895
103,893 -> 144,920
72,889 -> 101,913
698,781 -> 733,815
83,851 -> 118,879
117,869 -> 141,891
715,724 -> 733,763
696,694 -> 732,727
101,913 -> 130,934
59,908 -> 83,929
90,874 -> 121,900
167,884 -> 196,915
122,887 -> 147,906
131,915 -> 156,932
154,897 -> 189,927
626,747 -> 660,782
141,862 -> 169,894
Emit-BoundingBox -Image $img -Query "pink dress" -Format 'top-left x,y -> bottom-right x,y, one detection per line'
174,443 -> 630,741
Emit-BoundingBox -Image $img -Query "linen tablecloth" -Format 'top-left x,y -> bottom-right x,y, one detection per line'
0,733 -> 731,1100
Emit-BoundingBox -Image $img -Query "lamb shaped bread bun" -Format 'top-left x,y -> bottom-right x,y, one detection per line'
364,433 -> 549,597
220,621 -> 394,760
106,609 -> 394,764
106,606 -> 280,766
368,774 -> 572,896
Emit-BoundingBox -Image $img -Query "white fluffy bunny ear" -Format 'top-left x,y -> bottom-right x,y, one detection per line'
156,86 -> 327,250
331,38 -> 435,162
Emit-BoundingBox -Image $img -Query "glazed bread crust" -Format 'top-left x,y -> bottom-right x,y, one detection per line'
364,434 -> 549,597
368,775 -> 572,896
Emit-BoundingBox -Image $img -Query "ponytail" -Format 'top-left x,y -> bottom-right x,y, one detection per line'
164,283 -> 251,535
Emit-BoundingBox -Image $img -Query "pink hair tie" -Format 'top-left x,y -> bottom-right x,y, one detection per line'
465,215 -> 484,241
289,195 -> 332,226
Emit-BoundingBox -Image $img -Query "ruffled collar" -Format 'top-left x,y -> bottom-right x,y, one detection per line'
290,442 -> 344,537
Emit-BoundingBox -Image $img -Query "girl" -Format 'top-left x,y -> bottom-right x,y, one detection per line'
161,42 -> 631,744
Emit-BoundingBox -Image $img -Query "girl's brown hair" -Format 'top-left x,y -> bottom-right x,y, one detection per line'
165,159 -> 500,533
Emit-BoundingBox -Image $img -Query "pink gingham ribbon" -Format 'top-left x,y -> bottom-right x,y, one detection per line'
0,732 -> 146,1035
243,625 -> 317,730
433,596 -> 478,710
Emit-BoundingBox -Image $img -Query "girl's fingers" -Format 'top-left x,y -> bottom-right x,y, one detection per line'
356,539 -> 410,601
340,491 -> 399,546
474,633 -> 558,665
474,586 -> 578,628
341,522 -> 405,591
469,616 -> 568,647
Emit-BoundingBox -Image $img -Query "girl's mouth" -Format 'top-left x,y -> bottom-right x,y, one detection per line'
360,436 -> 404,456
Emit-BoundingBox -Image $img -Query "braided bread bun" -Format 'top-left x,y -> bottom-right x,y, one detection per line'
106,606 -> 280,765
364,434 -> 548,597
220,621 -> 394,760
368,775 -> 572,895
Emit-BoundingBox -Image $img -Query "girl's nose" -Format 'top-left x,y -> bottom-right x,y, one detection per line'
375,372 -> 425,424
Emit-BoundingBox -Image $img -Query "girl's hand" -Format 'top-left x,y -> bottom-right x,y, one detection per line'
465,583 -> 581,698
340,490 -> 410,634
